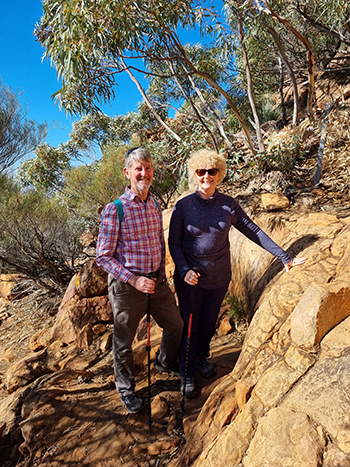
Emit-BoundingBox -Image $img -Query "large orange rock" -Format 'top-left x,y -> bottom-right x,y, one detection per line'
5,350 -> 48,393
30,260 -> 111,349
176,211 -> 350,467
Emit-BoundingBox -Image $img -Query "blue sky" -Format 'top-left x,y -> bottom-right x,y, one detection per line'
0,1 -> 145,149
0,1 -> 222,154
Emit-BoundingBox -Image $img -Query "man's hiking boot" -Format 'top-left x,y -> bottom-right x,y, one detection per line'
180,376 -> 196,398
120,392 -> 143,414
195,356 -> 215,378
154,357 -> 180,376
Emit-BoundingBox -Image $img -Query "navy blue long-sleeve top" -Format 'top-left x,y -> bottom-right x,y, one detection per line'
168,190 -> 291,289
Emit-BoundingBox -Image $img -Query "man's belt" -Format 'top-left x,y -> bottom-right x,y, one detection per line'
135,270 -> 159,279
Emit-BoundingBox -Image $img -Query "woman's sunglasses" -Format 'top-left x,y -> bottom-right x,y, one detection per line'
195,168 -> 219,176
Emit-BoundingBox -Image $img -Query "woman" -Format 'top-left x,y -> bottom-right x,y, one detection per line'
168,149 -> 305,398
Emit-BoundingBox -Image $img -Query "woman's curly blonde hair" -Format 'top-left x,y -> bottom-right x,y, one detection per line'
188,149 -> 227,189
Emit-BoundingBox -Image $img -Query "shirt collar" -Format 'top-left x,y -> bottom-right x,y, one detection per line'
125,186 -> 154,203
194,188 -> 218,202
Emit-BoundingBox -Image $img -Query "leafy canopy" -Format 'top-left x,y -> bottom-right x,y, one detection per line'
0,79 -> 48,172
35,0 -> 214,114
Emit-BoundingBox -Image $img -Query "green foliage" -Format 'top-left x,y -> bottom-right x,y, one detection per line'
69,112 -> 141,154
17,143 -> 71,192
0,179 -> 85,289
224,0 -> 350,126
225,293 -> 247,324
35,0 -> 209,115
258,95 -> 282,124
225,149 -> 246,182
64,146 -> 126,224
0,79 -> 48,172
252,137 -> 307,177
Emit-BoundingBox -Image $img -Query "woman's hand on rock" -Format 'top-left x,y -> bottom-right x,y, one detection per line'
284,257 -> 306,272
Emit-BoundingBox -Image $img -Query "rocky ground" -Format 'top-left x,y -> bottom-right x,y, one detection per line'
0,271 -> 245,467
1,92 -> 350,466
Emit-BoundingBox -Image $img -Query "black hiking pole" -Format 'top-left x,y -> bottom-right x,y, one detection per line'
180,267 -> 200,420
146,292 -> 152,434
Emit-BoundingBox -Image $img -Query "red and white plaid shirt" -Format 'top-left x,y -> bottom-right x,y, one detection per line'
96,187 -> 165,283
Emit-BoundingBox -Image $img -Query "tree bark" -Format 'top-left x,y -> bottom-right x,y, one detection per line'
255,0 -> 315,121
168,32 -> 257,154
121,58 -> 181,142
278,57 -> 287,125
185,69 -> 233,148
237,11 -> 265,152
166,54 -> 219,151
267,26 -> 299,125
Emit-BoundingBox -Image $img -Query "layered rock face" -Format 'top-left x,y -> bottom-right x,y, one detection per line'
2,209 -> 350,466
176,211 -> 350,467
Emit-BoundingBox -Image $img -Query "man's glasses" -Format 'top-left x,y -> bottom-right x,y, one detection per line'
126,147 -> 140,157
195,168 -> 219,176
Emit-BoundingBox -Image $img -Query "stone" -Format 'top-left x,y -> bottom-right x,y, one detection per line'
74,259 -> 108,299
217,316 -> 232,336
80,231 -> 95,247
5,349 -> 48,393
235,378 -> 254,409
176,209 -> 350,467
291,282 -> 350,349
4,207 -> 350,467
323,445 -> 350,467
321,315 -> 350,358
0,347 -> 18,364
48,340 -> 66,351
197,398 -> 264,467
261,193 -> 290,211
92,323 -> 107,335
253,346 -> 316,410
99,331 -> 113,352
50,295 -> 113,346
0,274 -> 22,300
151,394 -> 168,420
282,354 -> 350,453
243,407 -> 325,467
147,439 -> 180,456
29,328 -> 52,351
75,324 -> 94,350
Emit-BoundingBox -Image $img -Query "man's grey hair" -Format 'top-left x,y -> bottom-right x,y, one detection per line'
125,147 -> 153,170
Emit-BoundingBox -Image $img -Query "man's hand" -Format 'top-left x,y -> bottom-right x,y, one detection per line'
128,275 -> 156,293
284,257 -> 306,272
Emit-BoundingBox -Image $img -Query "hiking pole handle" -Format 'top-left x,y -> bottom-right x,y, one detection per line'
146,293 -> 151,351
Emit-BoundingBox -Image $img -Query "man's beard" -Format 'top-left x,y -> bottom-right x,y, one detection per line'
136,179 -> 151,192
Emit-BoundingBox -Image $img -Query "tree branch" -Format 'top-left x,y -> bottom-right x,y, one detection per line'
120,58 -> 181,142
295,4 -> 350,47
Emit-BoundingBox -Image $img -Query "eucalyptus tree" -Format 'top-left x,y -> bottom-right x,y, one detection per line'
252,0 -> 316,121
35,0 -> 257,154
0,80 -> 48,172
18,143 -> 71,193
294,0 -> 350,62
224,2 -> 265,151
228,0 -> 350,125
146,42 -> 234,150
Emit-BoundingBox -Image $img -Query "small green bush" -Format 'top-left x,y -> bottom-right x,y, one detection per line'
252,136 -> 308,177
225,294 -> 247,324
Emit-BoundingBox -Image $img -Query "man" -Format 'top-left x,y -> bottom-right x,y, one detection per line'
96,147 -> 183,414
